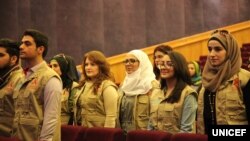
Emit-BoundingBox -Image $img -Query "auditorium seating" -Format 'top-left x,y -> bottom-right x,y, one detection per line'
61,125 -> 85,141
75,126 -> 88,141
0,136 -> 20,141
83,127 -> 125,141
126,130 -> 172,141
170,133 -> 208,141
59,125 -> 211,141
241,43 -> 250,70
198,55 -> 207,72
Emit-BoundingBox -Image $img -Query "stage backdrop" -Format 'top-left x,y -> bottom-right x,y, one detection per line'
0,0 -> 250,64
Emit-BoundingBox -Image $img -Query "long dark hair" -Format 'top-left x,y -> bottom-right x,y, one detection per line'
160,51 -> 191,103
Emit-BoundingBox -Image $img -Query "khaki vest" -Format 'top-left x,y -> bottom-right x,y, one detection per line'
0,68 -> 24,137
117,89 -> 151,131
12,63 -> 61,141
75,80 -> 117,127
61,82 -> 78,125
197,69 -> 250,134
116,80 -> 157,132
150,84 -> 197,134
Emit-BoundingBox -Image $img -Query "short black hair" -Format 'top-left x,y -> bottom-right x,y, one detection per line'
0,38 -> 20,64
22,29 -> 48,58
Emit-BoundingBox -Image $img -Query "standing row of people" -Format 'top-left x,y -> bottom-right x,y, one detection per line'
0,28 -> 249,141
0,29 -> 62,141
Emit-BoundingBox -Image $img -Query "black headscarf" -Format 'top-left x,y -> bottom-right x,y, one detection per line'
50,54 -> 79,90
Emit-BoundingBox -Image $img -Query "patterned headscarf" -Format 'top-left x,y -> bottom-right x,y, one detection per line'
202,30 -> 242,92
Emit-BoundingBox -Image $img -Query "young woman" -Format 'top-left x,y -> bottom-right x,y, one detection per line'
50,54 -> 79,125
187,61 -> 202,92
149,51 -> 197,134
118,49 -> 156,133
74,51 -> 118,128
153,45 -> 173,80
197,30 -> 250,134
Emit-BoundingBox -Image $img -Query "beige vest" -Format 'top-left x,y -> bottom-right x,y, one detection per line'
0,68 -> 24,137
117,86 -> 152,131
75,80 -> 117,127
150,84 -> 197,134
197,69 -> 250,134
61,82 -> 78,125
12,63 -> 61,141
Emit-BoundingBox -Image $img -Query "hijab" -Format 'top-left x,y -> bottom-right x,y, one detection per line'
121,50 -> 156,96
190,61 -> 202,86
50,54 -> 79,89
202,30 -> 242,92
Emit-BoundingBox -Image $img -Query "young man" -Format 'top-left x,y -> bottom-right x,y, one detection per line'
12,29 -> 62,141
0,38 -> 24,137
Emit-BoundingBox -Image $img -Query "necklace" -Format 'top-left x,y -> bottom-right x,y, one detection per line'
208,92 -> 216,125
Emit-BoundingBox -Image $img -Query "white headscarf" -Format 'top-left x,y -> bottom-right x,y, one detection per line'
121,50 -> 156,96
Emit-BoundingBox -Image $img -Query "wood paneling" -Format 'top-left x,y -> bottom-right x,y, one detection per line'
108,21 -> 250,83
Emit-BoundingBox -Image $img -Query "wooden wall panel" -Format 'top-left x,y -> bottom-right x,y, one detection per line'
108,21 -> 250,83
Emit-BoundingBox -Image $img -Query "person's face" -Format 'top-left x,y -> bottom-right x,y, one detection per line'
159,55 -> 174,79
188,63 -> 195,77
50,60 -> 62,76
19,35 -> 43,59
124,54 -> 139,74
0,47 -> 11,69
207,40 -> 227,67
154,51 -> 165,66
84,57 -> 99,79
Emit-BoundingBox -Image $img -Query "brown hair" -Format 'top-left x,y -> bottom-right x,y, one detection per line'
78,51 -> 114,93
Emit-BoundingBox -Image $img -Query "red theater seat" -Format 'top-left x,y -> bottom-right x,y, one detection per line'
126,130 -> 172,141
170,133 -> 208,141
242,43 -> 250,48
199,55 -> 207,72
76,126 -> 88,141
61,125 -> 84,141
83,127 -> 125,141
0,136 -> 20,141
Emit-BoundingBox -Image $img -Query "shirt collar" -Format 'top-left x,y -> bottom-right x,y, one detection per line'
26,61 -> 47,77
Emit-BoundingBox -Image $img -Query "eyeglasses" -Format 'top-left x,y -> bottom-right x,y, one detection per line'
157,61 -> 174,69
54,53 -> 68,65
123,58 -> 139,64
211,29 -> 229,37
